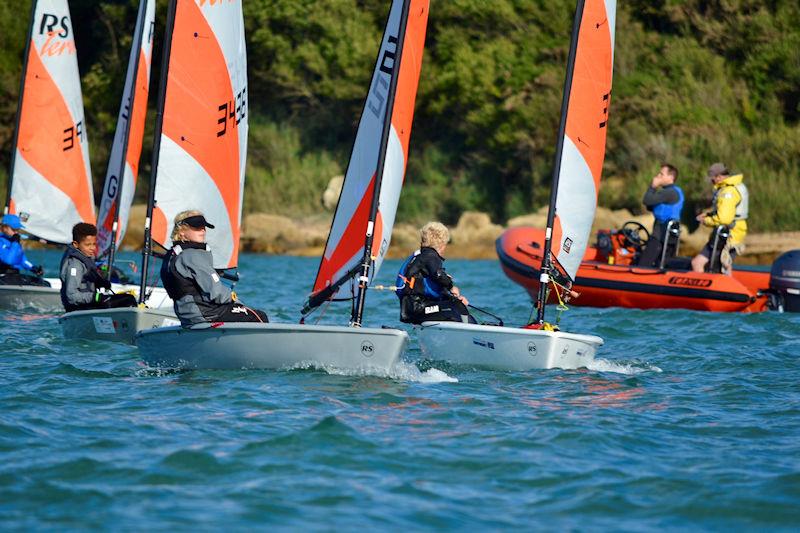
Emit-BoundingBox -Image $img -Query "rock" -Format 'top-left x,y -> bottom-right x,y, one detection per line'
120,204 -> 147,250
450,211 -> 504,245
388,223 -> 419,258
322,175 -> 344,211
241,213 -> 327,254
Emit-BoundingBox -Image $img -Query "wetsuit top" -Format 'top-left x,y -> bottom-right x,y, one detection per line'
160,241 -> 232,326
643,184 -> 684,223
397,247 -> 454,300
59,245 -> 109,309
0,234 -> 34,272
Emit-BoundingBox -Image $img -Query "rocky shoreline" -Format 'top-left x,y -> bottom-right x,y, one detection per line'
118,204 -> 797,265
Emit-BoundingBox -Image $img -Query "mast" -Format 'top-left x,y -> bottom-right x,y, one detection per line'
139,0 -> 178,304
535,0 -> 586,326
107,0 -> 148,278
4,0 -> 38,214
350,0 -> 411,327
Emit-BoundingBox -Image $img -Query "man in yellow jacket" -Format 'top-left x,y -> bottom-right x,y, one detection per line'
691,163 -> 748,274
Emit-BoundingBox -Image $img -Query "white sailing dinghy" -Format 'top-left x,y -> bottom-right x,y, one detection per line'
1,0 -> 93,313
59,0 -> 177,343
137,0 -> 430,373
417,0 -> 615,370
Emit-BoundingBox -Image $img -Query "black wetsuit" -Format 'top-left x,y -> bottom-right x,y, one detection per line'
398,247 -> 475,325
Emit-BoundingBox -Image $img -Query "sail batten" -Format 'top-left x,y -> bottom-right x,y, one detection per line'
97,0 -> 156,262
306,0 -> 429,315
6,0 -> 94,244
147,0 -> 248,270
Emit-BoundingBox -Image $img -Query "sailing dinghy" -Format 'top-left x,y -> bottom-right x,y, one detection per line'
417,0 -> 613,370
138,0 -> 429,373
1,0 -> 93,312
59,0 -> 178,343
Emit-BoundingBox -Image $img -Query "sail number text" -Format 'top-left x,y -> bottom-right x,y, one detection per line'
217,86 -> 247,137
63,120 -> 85,151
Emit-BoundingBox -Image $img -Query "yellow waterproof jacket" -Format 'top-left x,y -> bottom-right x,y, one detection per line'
703,174 -> 747,244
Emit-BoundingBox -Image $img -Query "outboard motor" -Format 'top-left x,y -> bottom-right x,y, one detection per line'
769,250 -> 800,312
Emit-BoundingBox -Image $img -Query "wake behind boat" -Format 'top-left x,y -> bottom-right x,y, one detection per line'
417,0 -> 616,370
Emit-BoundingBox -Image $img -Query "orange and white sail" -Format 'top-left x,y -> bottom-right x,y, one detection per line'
6,0 -> 94,244
308,0 -> 429,308
96,0 -> 156,260
550,0 -> 616,282
149,0 -> 248,269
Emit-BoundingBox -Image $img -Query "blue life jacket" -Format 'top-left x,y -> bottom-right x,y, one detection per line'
652,184 -> 684,223
0,234 -> 33,271
396,251 -> 445,299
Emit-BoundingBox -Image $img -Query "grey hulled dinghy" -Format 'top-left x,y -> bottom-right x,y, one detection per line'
417,322 -> 602,371
137,0 -> 428,373
416,0 -> 615,370
138,323 -> 407,372
60,306 -> 178,344
0,280 -> 61,313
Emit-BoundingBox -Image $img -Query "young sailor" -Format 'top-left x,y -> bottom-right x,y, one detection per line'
692,163 -> 748,274
0,214 -> 46,285
59,223 -> 137,312
161,210 -> 268,327
637,163 -> 684,267
396,221 -> 476,325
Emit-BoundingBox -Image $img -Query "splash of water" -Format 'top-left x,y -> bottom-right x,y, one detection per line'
587,357 -> 662,375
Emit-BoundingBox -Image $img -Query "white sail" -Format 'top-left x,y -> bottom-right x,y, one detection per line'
308,0 -> 429,307
551,0 -> 616,282
150,0 -> 248,270
96,0 -> 156,259
7,0 -> 93,243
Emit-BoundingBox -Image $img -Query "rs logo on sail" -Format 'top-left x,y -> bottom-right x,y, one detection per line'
38,14 -> 76,57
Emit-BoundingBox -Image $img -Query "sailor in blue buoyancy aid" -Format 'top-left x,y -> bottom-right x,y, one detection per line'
396,222 -> 475,324
637,163 -> 684,267
0,214 -> 47,286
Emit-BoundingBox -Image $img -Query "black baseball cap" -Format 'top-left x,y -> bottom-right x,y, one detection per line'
181,214 -> 215,229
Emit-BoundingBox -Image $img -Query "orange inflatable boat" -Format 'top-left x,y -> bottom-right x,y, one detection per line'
497,226 -> 799,313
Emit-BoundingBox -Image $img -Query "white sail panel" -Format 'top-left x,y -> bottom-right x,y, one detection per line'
151,0 -> 247,270
551,0 -> 616,282
9,0 -> 94,243
97,0 -> 156,258
310,0 -> 429,299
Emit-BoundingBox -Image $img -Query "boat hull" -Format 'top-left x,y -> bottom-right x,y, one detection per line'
59,307 -> 179,344
417,321 -> 602,370
0,278 -> 172,314
498,226 -> 770,313
136,323 -> 409,373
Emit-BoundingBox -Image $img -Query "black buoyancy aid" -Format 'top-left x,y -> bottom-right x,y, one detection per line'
161,242 -> 208,300
396,249 -> 448,300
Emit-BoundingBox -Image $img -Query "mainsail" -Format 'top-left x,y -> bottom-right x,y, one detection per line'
5,0 -> 94,244
305,0 -> 429,314
549,0 -> 616,282
535,0 -> 616,324
146,0 -> 248,270
96,0 -> 156,261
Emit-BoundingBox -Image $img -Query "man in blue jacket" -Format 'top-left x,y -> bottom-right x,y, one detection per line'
637,163 -> 684,267
0,214 -> 45,285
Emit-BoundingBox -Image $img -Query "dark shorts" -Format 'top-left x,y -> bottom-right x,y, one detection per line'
699,242 -> 737,262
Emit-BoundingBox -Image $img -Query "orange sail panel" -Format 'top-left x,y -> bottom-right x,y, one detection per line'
9,0 -> 94,244
310,0 -> 429,298
97,0 -> 156,260
151,0 -> 248,269
552,0 -> 616,282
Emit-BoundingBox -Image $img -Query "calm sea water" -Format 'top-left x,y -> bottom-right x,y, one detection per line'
1,250 -> 799,530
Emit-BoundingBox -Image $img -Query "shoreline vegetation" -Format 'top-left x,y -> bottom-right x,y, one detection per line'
1,1 -> 798,239
114,202 -> 796,265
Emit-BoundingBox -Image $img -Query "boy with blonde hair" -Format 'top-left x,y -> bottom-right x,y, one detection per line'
395,222 -> 475,324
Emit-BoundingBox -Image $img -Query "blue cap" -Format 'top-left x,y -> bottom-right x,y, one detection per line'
1,214 -> 24,230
